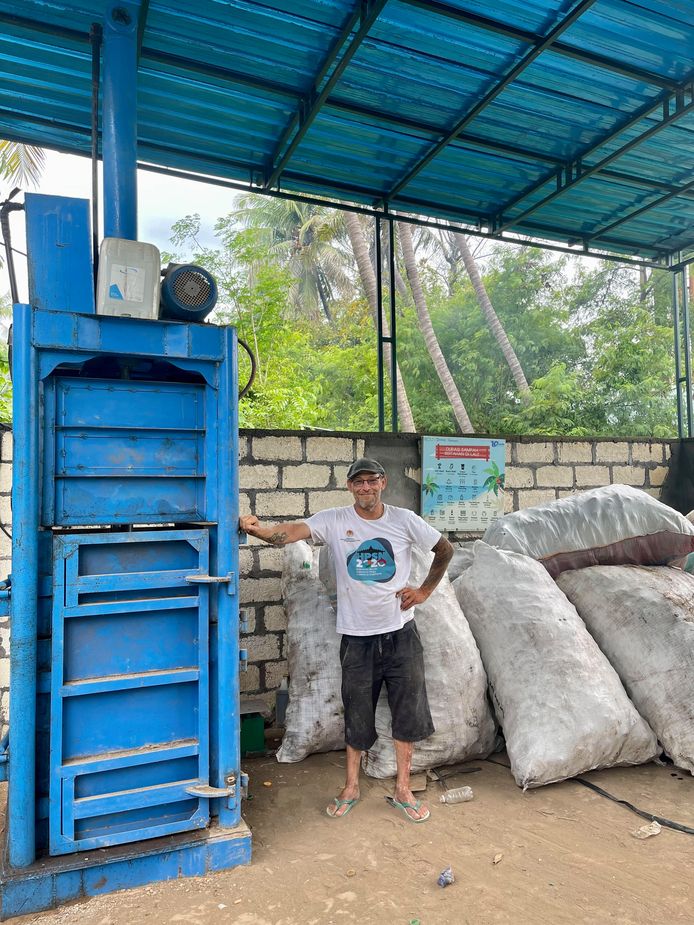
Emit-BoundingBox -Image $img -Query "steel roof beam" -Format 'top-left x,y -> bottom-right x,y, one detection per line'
400,0 -> 678,90
496,82 -> 694,233
263,0 -> 389,190
381,0 -> 598,204
136,0 -> 150,59
587,178 -> 694,244
114,160 -> 670,268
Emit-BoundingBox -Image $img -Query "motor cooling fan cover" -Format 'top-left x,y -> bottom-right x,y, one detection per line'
160,264 -> 218,321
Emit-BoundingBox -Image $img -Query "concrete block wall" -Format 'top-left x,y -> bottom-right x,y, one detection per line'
0,429 -> 678,724
237,432 -> 674,711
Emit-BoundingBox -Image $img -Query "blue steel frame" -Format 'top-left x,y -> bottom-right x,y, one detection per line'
2,305 -> 250,917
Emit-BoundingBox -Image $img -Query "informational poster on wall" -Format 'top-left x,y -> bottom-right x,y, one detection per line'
421,436 -> 506,532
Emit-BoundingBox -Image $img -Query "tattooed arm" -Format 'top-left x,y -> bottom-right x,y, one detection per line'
396,536 -> 454,610
239,515 -> 311,546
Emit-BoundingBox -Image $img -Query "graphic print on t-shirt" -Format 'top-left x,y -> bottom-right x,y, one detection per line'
346,538 -> 396,583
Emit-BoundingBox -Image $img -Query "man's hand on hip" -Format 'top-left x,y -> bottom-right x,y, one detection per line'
396,586 -> 429,611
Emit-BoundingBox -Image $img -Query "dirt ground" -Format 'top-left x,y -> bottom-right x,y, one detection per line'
8,752 -> 694,925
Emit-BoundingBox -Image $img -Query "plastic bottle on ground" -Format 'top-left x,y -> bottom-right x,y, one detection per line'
439,786 -> 474,804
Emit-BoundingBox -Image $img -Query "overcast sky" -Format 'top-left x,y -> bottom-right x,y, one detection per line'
1,149 -> 237,303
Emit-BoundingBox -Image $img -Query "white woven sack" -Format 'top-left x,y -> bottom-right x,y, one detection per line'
558,566 -> 694,775
482,485 -> 694,576
454,542 -> 658,788
447,543 -> 476,581
276,542 -> 344,762
361,547 -> 497,779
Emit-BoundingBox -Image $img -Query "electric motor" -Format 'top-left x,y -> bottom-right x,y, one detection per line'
160,263 -> 217,322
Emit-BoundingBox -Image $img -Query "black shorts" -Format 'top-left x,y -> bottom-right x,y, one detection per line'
339,619 -> 435,751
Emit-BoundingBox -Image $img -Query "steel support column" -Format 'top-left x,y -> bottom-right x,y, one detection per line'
102,0 -> 140,240
7,305 -> 39,868
673,264 -> 693,438
375,215 -> 385,432
388,218 -> 398,432
682,266 -> 693,437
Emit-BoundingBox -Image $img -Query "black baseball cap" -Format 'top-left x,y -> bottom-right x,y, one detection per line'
347,457 -> 386,480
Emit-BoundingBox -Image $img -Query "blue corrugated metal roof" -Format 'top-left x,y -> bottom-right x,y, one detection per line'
0,0 -> 691,262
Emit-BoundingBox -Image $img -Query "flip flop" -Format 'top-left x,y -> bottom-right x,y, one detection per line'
384,795 -> 431,823
326,797 -> 359,818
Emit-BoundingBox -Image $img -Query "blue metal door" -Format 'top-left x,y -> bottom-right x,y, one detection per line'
49,529 -> 211,854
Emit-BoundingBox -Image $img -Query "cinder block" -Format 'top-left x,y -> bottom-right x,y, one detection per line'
240,607 -> 256,634
557,442 -> 593,464
0,462 -> 11,493
631,443 -> 665,464
535,465 -> 574,488
515,442 -> 555,464
246,634 -> 281,662
645,488 -> 662,498
306,437 -> 354,461
256,546 -> 284,573
505,443 -> 513,465
239,576 -> 282,604
283,463 -> 331,489
504,490 -> 515,513
575,466 -> 610,487
557,489 -> 581,499
264,659 -> 289,690
355,439 -> 365,458
1,433 -> 11,463
0,494 -> 11,531
239,464 -> 279,490
255,492 -> 306,518
611,466 -> 646,487
308,490 -> 351,514
252,436 -> 303,461
239,547 -> 254,574
264,605 -> 288,631
0,654 -> 9,691
595,442 -> 630,463
505,466 -> 533,489
648,466 -> 668,487
238,436 -> 249,460
240,665 -> 260,693
239,492 -> 252,517
517,489 -> 557,509
332,465 -> 351,487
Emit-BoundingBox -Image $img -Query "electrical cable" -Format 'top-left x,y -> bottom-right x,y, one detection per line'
484,757 -> 694,838
0,240 -> 27,258
238,337 -> 257,399
0,189 -> 23,304
575,778 -> 694,837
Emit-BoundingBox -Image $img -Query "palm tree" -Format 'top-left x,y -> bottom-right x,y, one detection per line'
0,141 -> 45,189
453,232 -> 529,394
342,211 -> 416,431
232,196 -> 349,323
398,221 -> 475,433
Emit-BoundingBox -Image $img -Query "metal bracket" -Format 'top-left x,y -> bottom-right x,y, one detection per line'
185,781 -> 234,799
185,572 -> 236,595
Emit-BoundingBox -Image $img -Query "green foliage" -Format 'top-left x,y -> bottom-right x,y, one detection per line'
166,200 -> 680,438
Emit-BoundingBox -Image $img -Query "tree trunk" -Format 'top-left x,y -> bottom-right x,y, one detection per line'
454,232 -> 530,394
343,212 -> 416,432
398,222 -> 475,433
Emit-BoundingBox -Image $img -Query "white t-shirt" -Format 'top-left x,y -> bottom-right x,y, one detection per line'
305,504 -> 442,636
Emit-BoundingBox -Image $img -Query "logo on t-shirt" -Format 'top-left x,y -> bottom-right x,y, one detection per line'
347,538 -> 396,583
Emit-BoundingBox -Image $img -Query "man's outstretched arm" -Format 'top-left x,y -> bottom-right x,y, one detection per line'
239,514 -> 312,547
397,536 -> 454,611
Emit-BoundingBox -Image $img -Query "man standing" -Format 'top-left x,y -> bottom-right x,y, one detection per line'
239,458 -> 453,823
